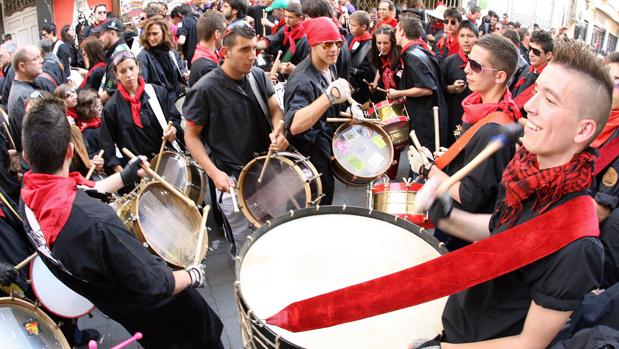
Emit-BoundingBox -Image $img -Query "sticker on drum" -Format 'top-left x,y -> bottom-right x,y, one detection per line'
334,139 -> 349,155
235,207 -> 447,349
367,152 -> 385,170
372,135 -> 387,148
342,129 -> 359,142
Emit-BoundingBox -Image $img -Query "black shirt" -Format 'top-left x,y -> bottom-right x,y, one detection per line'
183,66 -> 273,177
442,190 -> 604,343
52,40 -> 72,78
187,58 -> 218,87
42,55 -> 67,86
265,25 -> 311,66
177,14 -> 199,67
137,48 -> 183,102
348,39 -> 374,103
441,53 -> 472,146
80,64 -> 106,92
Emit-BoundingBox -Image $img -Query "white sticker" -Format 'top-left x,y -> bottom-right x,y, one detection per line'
368,152 -> 385,170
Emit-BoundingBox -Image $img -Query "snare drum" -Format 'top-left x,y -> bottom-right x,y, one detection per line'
30,256 -> 94,319
237,152 -> 323,228
0,297 -> 70,348
368,99 -> 410,146
235,206 -> 447,349
370,182 -> 434,228
150,151 -> 207,205
114,180 -> 207,269
332,121 -> 394,186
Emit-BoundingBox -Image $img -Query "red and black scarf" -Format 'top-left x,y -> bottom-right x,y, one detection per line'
348,31 -> 372,50
283,23 -> 306,55
271,20 -> 286,35
117,77 -> 146,128
496,147 -> 595,227
380,55 -> 397,90
461,89 -> 521,124
80,62 -> 106,89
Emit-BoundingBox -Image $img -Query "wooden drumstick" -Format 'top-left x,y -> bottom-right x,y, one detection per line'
229,185 -> 240,213
85,149 -> 105,180
1,122 -> 15,150
433,106 -> 440,152
327,118 -> 354,123
155,121 -> 174,173
121,148 -> 196,208
409,130 -> 431,167
193,205 -> 210,265
15,252 -> 37,270
257,120 -> 284,183
262,10 -> 267,38
0,106 -> 9,123
270,50 -> 283,77
362,79 -> 388,93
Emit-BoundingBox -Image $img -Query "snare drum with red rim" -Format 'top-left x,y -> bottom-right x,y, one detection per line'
235,206 -> 447,349
367,99 -> 410,146
370,182 -> 434,228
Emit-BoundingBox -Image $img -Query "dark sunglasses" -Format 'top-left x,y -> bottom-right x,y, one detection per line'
468,57 -> 497,74
97,11 -> 107,14
140,16 -> 146,21
530,47 -> 543,56
318,41 -> 344,49
445,19 -> 458,26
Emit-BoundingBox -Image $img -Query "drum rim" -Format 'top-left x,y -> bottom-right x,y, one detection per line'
234,205 -> 446,346
132,180 -> 203,269
151,151 -> 206,204
237,153 -> 312,228
371,181 -> 423,193
0,296 -> 71,348
276,151 -> 324,198
151,151 -> 191,191
29,256 -> 95,319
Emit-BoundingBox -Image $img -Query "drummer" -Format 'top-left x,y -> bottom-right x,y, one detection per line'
19,97 -> 224,348
183,21 -> 288,253
99,51 -> 181,175
284,17 -> 352,205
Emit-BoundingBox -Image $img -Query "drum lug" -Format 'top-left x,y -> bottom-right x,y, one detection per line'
143,242 -> 149,248
306,173 -> 323,182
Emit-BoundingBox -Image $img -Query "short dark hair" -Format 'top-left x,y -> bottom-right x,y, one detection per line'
503,29 -> 521,46
398,17 -> 424,40
225,0 -> 248,19
530,30 -> 554,53
38,39 -> 53,54
197,11 -> 226,41
93,3 -> 107,13
379,0 -> 395,11
350,11 -> 370,29
171,4 -> 191,18
443,7 -> 462,22
42,23 -> 57,35
302,0 -> 335,18
518,27 -> 529,41
469,5 -> 480,14
143,6 -> 159,19
475,34 -> 518,85
222,21 -> 256,48
22,97 -> 71,174
606,51 -> 619,64
458,20 -> 479,37
4,34 -> 12,40
76,89 -> 100,122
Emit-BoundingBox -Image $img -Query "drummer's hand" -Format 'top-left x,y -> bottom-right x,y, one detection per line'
120,156 -> 147,186
368,81 -> 377,91
451,79 -> 466,94
162,125 -> 177,142
269,131 -> 288,151
213,170 -> 234,192
387,88 -> 400,99
326,78 -> 352,105
269,72 -> 279,85
8,149 -> 20,176
261,17 -> 274,27
350,103 -> 365,121
433,146 -> 448,159
280,62 -> 295,75
0,261 -> 18,286
182,72 -> 189,81
409,338 -> 441,349
407,146 -> 434,178
185,263 -> 206,288
91,155 -> 104,172
78,67 -> 89,76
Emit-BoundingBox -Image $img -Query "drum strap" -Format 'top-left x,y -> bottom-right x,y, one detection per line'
265,195 -> 599,332
144,84 -> 181,151
594,135 -> 619,176
434,111 -> 513,170
247,71 -> 273,129
0,191 -> 20,221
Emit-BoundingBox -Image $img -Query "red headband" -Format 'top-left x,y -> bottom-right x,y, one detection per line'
305,17 -> 341,47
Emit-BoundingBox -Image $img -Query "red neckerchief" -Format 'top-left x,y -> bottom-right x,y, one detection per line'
457,47 -> 468,68
497,148 -> 595,227
283,23 -> 306,56
191,44 -> 220,64
371,17 -> 398,33
21,171 -> 95,246
348,31 -> 372,50
117,78 -> 146,128
513,62 -> 547,89
380,56 -> 396,90
92,19 -> 107,29
271,20 -> 286,34
80,62 -> 106,89
437,33 -> 460,56
592,109 -> 619,148
66,108 -> 78,120
79,117 -> 102,132
400,39 -> 433,61
461,90 -> 521,124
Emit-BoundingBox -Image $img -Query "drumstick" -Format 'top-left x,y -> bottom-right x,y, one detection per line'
362,79 -> 388,93
262,10 -> 267,38
121,148 -> 196,208
85,149 -> 104,180
0,106 -> 9,123
409,130 -> 431,167
110,333 -> 143,349
257,120 -> 284,183
433,106 -> 440,152
229,185 -> 240,213
2,122 -> 15,150
15,252 -> 37,270
155,121 -> 174,173
327,118 -> 355,123
269,50 -> 283,77
193,205 -> 210,265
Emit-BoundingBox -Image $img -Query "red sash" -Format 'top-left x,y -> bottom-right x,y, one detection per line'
266,195 -> 599,332
594,136 -> 619,176
513,84 -> 535,110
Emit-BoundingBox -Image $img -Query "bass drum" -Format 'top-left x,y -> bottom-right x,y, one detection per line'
237,152 -> 323,228
150,151 -> 206,205
0,297 -> 70,348
235,206 -> 447,349
114,180 -> 207,269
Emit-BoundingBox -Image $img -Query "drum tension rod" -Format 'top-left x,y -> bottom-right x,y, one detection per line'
310,194 -> 325,205
306,172 -> 323,182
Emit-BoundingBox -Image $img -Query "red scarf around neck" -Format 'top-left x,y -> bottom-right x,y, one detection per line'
66,108 -> 78,120
457,47 -> 468,68
117,78 -> 146,128
192,44 -> 220,64
400,38 -> 432,57
437,33 -> 460,56
461,90 -> 521,124
22,171 -> 95,246
497,147 -> 595,227
283,23 -> 306,55
513,63 -> 547,89
271,20 -> 286,35
592,109 -> 619,148
371,17 -> 398,33
80,62 -> 106,89
348,31 -> 372,50
79,117 -> 102,132
380,55 -> 397,90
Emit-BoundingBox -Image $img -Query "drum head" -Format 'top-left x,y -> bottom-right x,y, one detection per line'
151,152 -> 188,192
0,297 -> 70,348
237,207 -> 447,349
30,256 -> 94,319
239,155 -> 309,227
333,123 -> 393,178
137,182 -> 203,268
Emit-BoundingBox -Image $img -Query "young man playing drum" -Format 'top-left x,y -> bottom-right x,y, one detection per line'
412,39 -> 607,348
19,97 -> 223,349
184,21 -> 288,253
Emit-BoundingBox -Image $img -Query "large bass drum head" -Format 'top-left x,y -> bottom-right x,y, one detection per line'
236,207 -> 447,349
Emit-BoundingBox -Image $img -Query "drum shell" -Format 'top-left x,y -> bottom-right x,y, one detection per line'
234,206 -> 447,349
371,182 -> 434,228
331,122 -> 394,186
151,151 -> 206,205
368,100 -> 410,147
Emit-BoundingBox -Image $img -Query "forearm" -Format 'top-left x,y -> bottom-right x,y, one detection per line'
436,209 -> 491,242
93,172 -> 125,193
289,94 -> 331,135
428,166 -> 461,203
398,87 -> 433,98
172,270 -> 191,295
185,128 -> 221,178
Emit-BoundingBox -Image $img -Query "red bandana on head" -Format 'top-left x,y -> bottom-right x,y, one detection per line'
348,31 -> 372,50
21,171 -> 95,246
304,17 -> 341,47
592,109 -> 619,148
117,77 -> 146,128
461,90 -> 521,124
283,23 -> 306,55
80,62 -> 106,89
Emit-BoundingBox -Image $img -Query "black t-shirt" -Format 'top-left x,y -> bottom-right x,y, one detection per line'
187,57 -> 218,88
442,190 -> 604,343
176,14 -> 199,66
183,66 -> 273,177
441,53 -> 472,146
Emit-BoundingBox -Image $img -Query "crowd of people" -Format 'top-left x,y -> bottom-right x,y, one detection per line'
0,0 -> 617,347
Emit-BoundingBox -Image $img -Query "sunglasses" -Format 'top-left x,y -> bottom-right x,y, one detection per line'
318,41 -> 344,49
65,89 -> 77,97
445,19 -> 458,26
530,47 -> 543,56
140,17 -> 146,21
468,57 -> 497,74
97,11 -> 107,14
